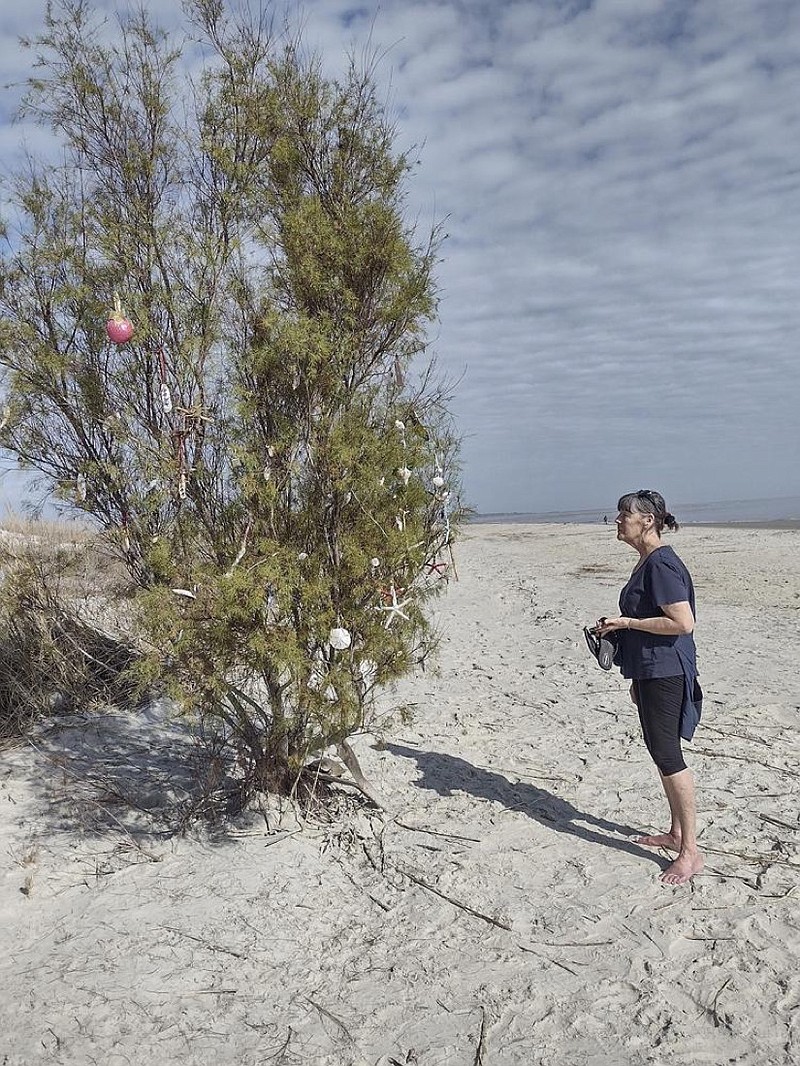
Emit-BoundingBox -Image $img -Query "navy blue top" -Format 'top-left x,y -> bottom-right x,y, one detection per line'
616,545 -> 697,681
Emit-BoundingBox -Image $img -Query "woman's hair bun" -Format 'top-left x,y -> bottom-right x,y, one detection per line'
663,511 -> 680,531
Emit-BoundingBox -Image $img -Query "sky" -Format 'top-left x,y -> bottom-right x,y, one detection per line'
1,0 -> 799,516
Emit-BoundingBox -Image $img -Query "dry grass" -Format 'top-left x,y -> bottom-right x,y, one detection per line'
0,516 -> 140,744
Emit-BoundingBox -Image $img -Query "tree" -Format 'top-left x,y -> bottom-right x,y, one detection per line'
0,0 -> 462,804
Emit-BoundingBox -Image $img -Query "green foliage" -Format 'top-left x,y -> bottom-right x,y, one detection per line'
0,0 -> 463,798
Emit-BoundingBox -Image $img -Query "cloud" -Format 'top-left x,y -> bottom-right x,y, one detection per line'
2,0 -> 799,513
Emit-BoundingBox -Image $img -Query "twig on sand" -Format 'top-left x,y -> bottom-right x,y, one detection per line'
473,1007 -> 487,1066
393,818 -> 481,843
264,1028 -> 294,1065
398,866 -> 511,930
701,724 -> 771,747
702,845 -> 798,868
759,813 -> 800,833
163,926 -> 246,959
306,995 -> 353,1043
692,748 -> 799,778
710,977 -> 732,1027
516,943 -> 579,976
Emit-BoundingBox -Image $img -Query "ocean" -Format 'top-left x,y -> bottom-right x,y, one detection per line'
472,495 -> 800,527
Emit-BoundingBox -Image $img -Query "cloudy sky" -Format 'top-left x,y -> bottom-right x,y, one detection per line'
2,0 -> 799,516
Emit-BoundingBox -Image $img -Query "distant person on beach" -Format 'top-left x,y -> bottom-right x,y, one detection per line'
603,514 -> 608,524
594,489 -> 704,885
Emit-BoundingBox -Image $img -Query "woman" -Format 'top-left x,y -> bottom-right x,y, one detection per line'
596,489 -> 704,885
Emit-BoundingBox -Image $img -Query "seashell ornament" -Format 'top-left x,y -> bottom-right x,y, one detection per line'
329,627 -> 352,651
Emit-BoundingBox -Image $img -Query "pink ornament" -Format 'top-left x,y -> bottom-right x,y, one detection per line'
106,314 -> 134,344
106,293 -> 134,344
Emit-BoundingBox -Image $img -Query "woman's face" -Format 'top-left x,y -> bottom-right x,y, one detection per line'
615,506 -> 653,546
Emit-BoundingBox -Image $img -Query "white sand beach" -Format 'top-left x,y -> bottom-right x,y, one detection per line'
1,522 -> 798,1065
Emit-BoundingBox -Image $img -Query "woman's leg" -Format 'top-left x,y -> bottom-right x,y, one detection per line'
634,677 -> 704,884
658,769 -> 703,884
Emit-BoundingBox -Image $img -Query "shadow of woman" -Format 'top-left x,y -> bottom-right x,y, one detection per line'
385,742 -> 666,870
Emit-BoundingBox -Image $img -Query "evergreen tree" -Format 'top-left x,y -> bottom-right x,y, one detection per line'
0,0 -> 461,801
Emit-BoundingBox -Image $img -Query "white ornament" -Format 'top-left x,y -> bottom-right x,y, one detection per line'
178,472 -> 187,499
432,475 -> 445,489
370,558 -> 380,569
76,474 -> 87,502
398,466 -> 412,486
329,627 -> 352,651
394,420 -> 405,431
160,383 -> 173,414
298,551 -> 309,561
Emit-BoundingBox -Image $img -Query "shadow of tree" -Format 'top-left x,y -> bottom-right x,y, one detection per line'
385,742 -> 666,869
26,704 -> 243,843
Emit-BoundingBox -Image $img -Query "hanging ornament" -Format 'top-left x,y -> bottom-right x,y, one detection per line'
75,473 -> 87,502
178,471 -> 188,499
160,383 -> 173,415
298,551 -> 309,561
393,355 -> 405,388
370,557 -> 380,570
376,584 -> 411,628
329,627 -> 352,651
106,293 -> 134,344
398,466 -> 412,486
432,474 -> 445,489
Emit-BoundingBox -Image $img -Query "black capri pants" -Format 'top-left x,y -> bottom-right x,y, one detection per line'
632,676 -> 686,777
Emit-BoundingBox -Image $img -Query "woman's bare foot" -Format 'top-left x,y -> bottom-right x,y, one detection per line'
635,831 -> 681,851
660,850 -> 704,886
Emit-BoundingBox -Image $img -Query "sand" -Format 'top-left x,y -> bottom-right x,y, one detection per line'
0,523 -> 798,1065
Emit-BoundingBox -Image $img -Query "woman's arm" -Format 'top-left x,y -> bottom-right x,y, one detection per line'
598,601 -> 695,636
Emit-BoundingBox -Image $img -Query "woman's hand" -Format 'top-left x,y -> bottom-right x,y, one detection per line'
596,615 -> 629,636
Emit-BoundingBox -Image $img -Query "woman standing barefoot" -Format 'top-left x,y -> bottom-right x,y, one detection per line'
596,489 -> 704,885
